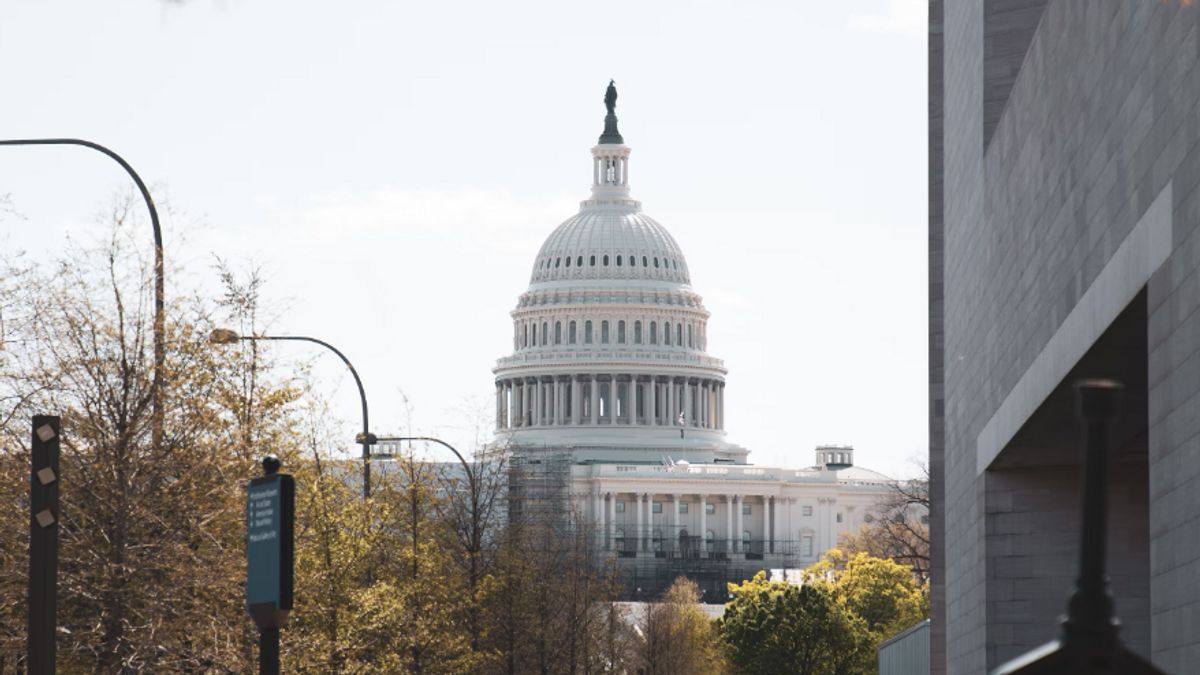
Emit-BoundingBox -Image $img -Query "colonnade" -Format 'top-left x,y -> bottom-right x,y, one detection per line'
495,374 -> 726,431
589,490 -> 797,558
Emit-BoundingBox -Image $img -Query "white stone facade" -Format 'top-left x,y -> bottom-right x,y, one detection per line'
493,91 -> 896,595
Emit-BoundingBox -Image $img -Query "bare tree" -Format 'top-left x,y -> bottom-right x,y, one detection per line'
839,463 -> 930,585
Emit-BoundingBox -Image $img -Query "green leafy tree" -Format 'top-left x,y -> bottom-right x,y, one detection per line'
718,572 -> 874,675
804,549 -> 928,641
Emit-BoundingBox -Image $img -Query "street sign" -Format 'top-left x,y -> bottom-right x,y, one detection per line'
246,470 -> 293,631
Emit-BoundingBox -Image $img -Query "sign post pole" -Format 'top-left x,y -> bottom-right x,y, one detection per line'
246,455 -> 294,675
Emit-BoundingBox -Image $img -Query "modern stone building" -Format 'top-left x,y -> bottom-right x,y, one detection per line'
931,2 -> 1200,672
493,83 -> 898,598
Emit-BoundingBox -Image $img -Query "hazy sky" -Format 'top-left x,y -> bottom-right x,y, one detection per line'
2,0 -> 928,478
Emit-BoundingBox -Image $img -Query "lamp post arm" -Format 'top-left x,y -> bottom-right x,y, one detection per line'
0,138 -> 165,453
243,335 -> 369,438
375,436 -> 476,489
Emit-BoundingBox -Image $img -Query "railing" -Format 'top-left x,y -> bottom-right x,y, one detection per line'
583,463 -> 836,483
494,349 -> 726,370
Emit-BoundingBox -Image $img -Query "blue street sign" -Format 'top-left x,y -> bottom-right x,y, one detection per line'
246,472 -> 293,629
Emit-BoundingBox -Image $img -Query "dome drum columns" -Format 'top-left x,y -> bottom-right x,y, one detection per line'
494,375 -> 726,432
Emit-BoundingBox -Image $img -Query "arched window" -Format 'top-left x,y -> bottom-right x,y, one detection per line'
630,255 -> 636,267
664,322 -> 672,346
603,255 -> 609,266
569,321 -> 577,344
617,320 -> 626,343
742,530 -> 752,546
601,320 -> 610,343
677,323 -> 683,346
615,527 -> 626,550
542,322 -> 549,346
705,530 -> 715,552
590,255 -> 596,266
616,255 -> 622,267
650,321 -> 657,344
555,258 -> 560,268
643,256 -> 648,267
687,324 -> 694,348
654,257 -> 660,268
523,324 -> 528,347
634,321 -> 642,344
585,320 -> 593,344
532,323 -> 537,346
555,321 -> 562,344
565,257 -> 571,268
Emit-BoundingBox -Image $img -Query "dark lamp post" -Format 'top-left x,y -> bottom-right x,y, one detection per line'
0,138 -> 166,454
991,379 -> 1165,674
209,328 -> 375,500
374,435 -> 483,649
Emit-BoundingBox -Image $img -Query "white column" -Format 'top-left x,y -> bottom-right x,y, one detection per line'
636,492 -> 644,553
725,495 -> 734,555
672,494 -> 680,555
683,380 -> 692,426
765,496 -> 773,554
607,375 -> 617,425
593,157 -> 600,185
648,378 -> 657,426
608,492 -> 616,551
534,380 -> 543,426
630,377 -> 639,425
699,494 -> 708,558
718,383 -> 725,430
571,378 -> 580,424
596,491 -> 606,550
736,494 -> 745,553
590,377 -> 599,424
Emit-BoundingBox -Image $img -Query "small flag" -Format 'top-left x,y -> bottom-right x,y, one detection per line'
677,411 -> 685,426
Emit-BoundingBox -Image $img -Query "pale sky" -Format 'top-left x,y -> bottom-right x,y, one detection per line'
1,0 -> 928,478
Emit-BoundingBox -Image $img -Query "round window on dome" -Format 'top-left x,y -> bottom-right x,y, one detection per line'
577,256 -> 583,267
630,256 -> 636,267
590,255 -> 596,266
616,256 -> 622,267
654,258 -> 659,268
603,255 -> 609,266
565,257 -> 571,267
555,258 -> 561,268
642,256 -> 648,267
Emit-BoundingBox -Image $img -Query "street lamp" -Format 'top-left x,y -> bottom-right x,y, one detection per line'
210,329 -> 377,499
0,138 -> 165,453
374,435 -> 483,649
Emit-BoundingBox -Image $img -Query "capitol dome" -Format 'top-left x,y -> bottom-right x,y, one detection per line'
493,82 -> 745,464
529,210 -> 691,286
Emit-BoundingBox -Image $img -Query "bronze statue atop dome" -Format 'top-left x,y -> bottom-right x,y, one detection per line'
604,79 -> 618,115
599,79 -> 624,144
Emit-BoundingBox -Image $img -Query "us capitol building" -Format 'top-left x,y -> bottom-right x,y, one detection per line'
491,82 -> 896,597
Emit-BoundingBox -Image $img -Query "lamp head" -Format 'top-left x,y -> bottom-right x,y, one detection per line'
209,328 -> 241,345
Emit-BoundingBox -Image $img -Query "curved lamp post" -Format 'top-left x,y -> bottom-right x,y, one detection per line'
0,138 -> 165,452
210,329 -> 376,499
375,435 -> 483,649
